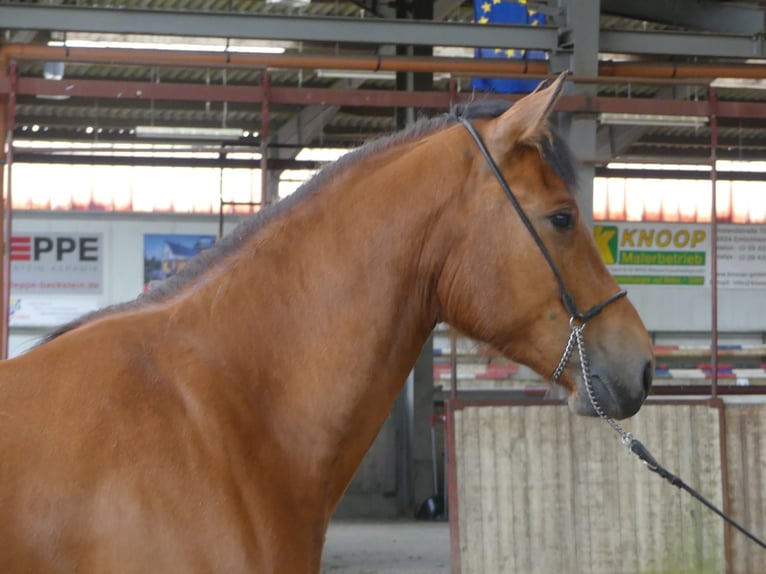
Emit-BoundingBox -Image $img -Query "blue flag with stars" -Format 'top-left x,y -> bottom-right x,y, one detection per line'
472,0 -> 547,94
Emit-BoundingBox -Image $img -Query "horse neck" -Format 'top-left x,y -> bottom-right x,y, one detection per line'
174,130 -> 462,506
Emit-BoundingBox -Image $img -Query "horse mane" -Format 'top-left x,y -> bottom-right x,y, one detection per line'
38,99 -> 576,345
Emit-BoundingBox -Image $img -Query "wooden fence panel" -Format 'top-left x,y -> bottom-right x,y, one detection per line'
451,404 -> 725,574
724,401 -> 766,574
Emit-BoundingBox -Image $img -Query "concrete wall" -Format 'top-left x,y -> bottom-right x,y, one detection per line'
724,399 -> 766,574
629,285 -> 765,333
451,403 -> 727,574
451,400 -> 766,573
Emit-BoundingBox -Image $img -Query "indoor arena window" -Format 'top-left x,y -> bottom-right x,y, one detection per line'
9,143 -> 347,214
594,162 -> 766,224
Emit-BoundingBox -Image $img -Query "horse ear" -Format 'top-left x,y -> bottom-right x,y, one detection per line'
488,71 -> 568,151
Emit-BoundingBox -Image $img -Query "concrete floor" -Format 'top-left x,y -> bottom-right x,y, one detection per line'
321,520 -> 450,574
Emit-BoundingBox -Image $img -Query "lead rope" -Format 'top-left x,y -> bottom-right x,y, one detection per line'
554,320 -> 766,550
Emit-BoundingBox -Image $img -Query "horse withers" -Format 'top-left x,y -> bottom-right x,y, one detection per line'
0,72 -> 653,572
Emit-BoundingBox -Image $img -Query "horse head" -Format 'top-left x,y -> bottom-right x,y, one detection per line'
436,73 -> 654,419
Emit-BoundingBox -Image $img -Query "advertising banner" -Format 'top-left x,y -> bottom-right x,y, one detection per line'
10,233 -> 103,294
594,223 -> 766,289
716,225 -> 766,289
8,296 -> 99,328
594,223 -> 708,286
143,234 -> 216,292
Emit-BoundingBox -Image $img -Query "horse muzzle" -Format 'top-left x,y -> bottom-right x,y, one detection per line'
569,360 -> 653,420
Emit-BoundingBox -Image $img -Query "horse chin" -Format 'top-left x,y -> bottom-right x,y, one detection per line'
567,373 -> 640,420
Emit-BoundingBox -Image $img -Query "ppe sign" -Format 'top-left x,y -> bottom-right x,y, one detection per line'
10,233 -> 103,294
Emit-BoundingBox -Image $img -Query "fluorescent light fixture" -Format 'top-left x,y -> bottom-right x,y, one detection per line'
37,61 -> 70,100
599,113 -> 708,128
266,0 -> 310,6
717,160 -> 766,172
135,126 -> 247,141
606,162 -> 710,172
48,33 -> 287,54
433,46 -> 475,58
316,70 -> 396,81
711,78 -> 766,90
316,69 -> 450,81
43,62 -> 65,80
295,147 -> 349,162
49,39 -> 285,54
226,152 -> 263,160
14,139 -> 256,160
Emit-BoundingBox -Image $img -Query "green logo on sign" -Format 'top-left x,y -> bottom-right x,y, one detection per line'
594,225 -> 618,265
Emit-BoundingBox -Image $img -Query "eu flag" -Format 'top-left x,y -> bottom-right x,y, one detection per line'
472,0 -> 547,94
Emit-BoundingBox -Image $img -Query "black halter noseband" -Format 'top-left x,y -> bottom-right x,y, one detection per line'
458,117 -> 627,327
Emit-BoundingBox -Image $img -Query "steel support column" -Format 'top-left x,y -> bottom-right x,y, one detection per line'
0,62 -> 15,359
0,96 -> 5,359
260,71 -> 270,206
392,0 -> 437,518
710,89 -> 719,399
394,37 -> 414,513
556,0 -> 600,226
267,76 -> 366,203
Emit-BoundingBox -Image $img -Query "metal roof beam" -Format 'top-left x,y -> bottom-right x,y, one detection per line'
596,167 -> 766,181
347,1 -> 392,18
14,77 -> 766,119
0,5 -> 557,50
594,86 -> 706,161
600,28 -> 766,59
272,78 -> 365,161
623,146 -> 766,161
5,6 -> 766,62
434,0 -> 466,20
602,0 -> 764,36
597,123 -> 647,161
12,151 -> 320,170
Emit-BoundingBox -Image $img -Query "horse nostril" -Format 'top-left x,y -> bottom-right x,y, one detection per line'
642,361 -> 654,397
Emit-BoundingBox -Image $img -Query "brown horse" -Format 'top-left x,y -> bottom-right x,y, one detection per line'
0,73 -> 653,572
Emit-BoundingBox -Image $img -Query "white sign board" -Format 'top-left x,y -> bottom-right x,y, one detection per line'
716,225 -> 766,289
9,296 -> 99,328
10,233 -> 103,294
593,223 -> 766,289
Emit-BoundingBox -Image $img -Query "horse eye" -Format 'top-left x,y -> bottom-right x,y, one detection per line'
549,211 -> 575,229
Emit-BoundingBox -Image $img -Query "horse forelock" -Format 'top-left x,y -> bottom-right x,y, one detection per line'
38,99 -> 575,346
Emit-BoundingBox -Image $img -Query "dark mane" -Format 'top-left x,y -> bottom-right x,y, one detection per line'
39,99 -> 576,345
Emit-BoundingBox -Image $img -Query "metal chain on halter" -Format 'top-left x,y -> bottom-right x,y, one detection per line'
553,318 -> 633,445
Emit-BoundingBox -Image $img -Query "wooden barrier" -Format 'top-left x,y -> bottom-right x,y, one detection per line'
448,401 -> 729,574
723,401 -> 766,574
